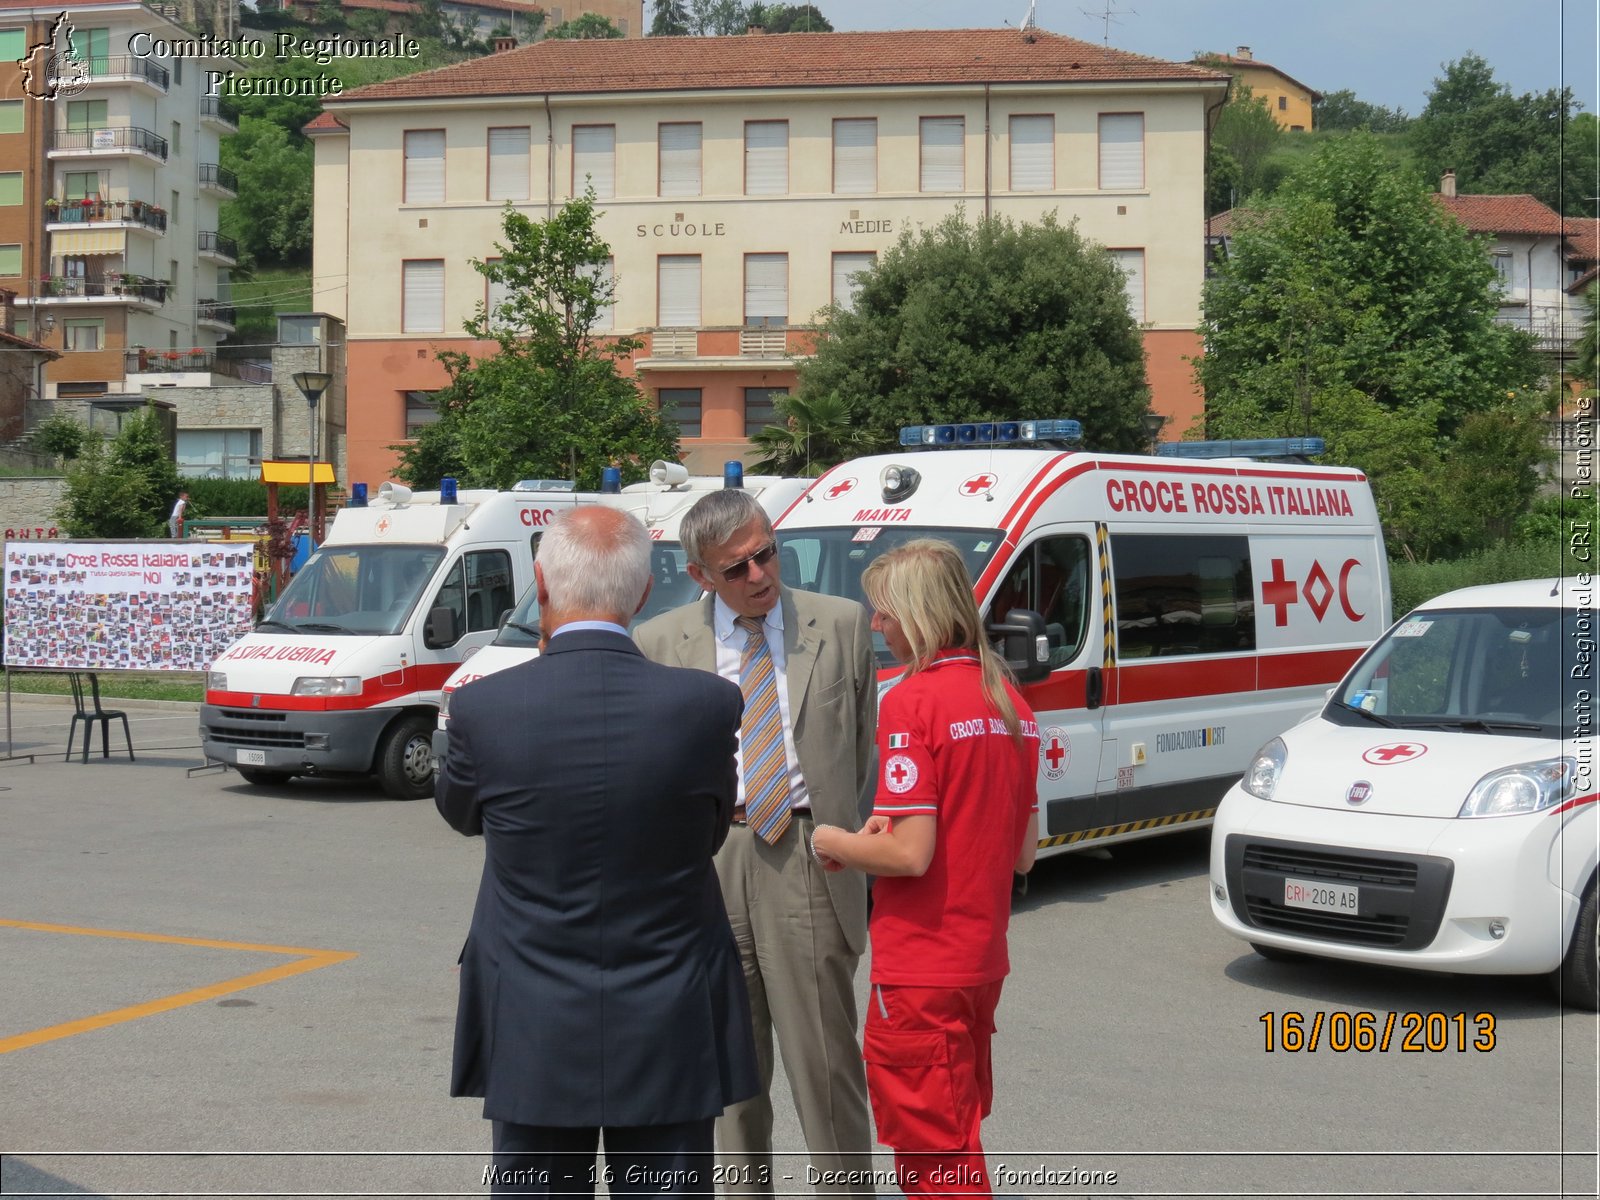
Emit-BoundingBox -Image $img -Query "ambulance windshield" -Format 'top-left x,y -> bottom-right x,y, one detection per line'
775,526 -> 1004,668
265,544 -> 445,636
493,541 -> 703,647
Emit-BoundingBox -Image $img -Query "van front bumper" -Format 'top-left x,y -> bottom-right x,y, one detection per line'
199,703 -> 396,775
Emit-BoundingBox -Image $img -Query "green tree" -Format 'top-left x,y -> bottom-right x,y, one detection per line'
749,391 -> 871,475
57,408 -> 181,538
689,0 -> 755,35
749,3 -> 832,31
1210,81 -> 1283,204
1199,132 -> 1547,558
219,115 -> 314,267
31,414 -> 86,460
395,195 -> 680,490
650,0 -> 691,35
795,211 -> 1151,456
1576,280 -> 1600,390
1314,88 -> 1410,133
548,11 -> 624,37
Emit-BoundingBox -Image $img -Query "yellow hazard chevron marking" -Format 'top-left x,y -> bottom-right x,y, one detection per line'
1096,522 -> 1115,670
1037,806 -> 1217,849
0,919 -> 356,1055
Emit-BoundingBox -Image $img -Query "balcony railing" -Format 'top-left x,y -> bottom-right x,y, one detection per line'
37,275 -> 169,303
740,326 -> 788,357
47,126 -> 169,160
198,163 -> 238,193
47,199 -> 167,232
651,329 -> 697,357
199,97 -> 237,131
81,55 -> 170,90
198,231 -> 238,261
197,299 -> 237,326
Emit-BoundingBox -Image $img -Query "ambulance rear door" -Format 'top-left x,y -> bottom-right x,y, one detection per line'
982,523 -> 1107,837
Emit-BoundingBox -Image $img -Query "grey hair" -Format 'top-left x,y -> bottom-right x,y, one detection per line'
536,506 -> 652,619
680,489 -> 772,565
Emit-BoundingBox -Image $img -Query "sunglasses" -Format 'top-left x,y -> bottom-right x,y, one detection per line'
707,540 -> 778,583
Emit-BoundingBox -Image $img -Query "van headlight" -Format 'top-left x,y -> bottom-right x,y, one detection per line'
1241,738 -> 1287,801
291,675 -> 363,697
206,671 -> 227,691
1459,758 -> 1577,818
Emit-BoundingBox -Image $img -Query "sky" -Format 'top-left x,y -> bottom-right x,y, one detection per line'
834,0 -> 1599,118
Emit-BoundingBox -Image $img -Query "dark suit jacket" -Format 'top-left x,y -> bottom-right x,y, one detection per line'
436,628 -> 758,1128
633,589 -> 877,955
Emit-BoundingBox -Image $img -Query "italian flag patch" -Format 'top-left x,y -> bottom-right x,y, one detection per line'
888,733 -> 909,749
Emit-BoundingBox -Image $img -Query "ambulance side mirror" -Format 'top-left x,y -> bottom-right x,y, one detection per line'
425,605 -> 459,648
987,608 -> 1050,684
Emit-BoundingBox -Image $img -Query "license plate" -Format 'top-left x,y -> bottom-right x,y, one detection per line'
236,749 -> 266,766
1284,877 -> 1358,914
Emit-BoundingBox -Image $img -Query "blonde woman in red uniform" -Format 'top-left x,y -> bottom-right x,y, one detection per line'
810,539 -> 1039,1198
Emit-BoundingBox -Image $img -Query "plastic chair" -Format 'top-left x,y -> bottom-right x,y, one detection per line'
65,673 -> 134,763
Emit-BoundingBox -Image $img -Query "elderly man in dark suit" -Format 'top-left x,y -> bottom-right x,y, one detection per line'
437,505 -> 758,1198
635,489 -> 876,1198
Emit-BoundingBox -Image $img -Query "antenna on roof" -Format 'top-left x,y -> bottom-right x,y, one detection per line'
1080,0 -> 1134,45
1021,0 -> 1037,29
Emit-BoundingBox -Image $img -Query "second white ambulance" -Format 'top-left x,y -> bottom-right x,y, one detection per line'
771,420 -> 1392,859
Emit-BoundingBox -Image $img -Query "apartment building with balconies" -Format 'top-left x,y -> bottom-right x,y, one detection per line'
313,28 -> 1229,485
0,0 -> 239,424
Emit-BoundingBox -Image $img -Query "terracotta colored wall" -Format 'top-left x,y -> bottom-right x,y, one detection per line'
345,338 -> 471,490
1143,328 -> 1205,440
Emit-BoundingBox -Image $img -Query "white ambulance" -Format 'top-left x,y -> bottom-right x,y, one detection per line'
201,480 -> 600,798
771,420 -> 1391,860
431,466 -> 810,756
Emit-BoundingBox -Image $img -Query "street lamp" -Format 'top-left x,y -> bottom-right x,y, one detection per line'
292,370 -> 332,545
1141,410 -> 1167,455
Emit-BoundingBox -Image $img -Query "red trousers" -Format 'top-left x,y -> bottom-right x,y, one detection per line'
862,980 -> 1004,1199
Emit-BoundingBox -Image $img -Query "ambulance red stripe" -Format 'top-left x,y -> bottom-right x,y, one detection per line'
206,661 -> 457,711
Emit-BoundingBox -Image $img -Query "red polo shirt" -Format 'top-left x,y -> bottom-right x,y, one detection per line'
869,653 -> 1039,987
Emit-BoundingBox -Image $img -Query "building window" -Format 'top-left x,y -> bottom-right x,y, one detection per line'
404,130 -> 446,204
0,244 -> 20,276
582,256 -> 614,332
177,428 -> 261,479
173,58 -> 181,85
170,120 -> 181,155
65,99 -> 106,131
831,251 -> 875,311
1278,95 -> 1287,111
63,171 -> 98,201
0,172 -> 20,206
1009,114 -> 1053,191
170,189 -> 179,225
59,382 -> 108,398
403,259 -> 445,333
1492,251 -> 1513,288
745,120 -> 788,195
659,388 -> 701,437
920,116 -> 964,192
0,30 -> 23,60
1099,113 -> 1144,189
1108,248 -> 1144,321
488,126 -> 530,202
658,255 -> 700,327
659,122 -> 702,197
744,253 -> 787,326
404,390 -> 440,436
63,317 -> 103,350
573,124 -> 615,199
0,101 -> 20,135
69,26 -> 109,68
833,118 -> 876,194
744,386 -> 787,438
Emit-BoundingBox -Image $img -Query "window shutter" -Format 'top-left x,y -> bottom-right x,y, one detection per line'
1009,115 -> 1053,191
404,260 -> 445,332
920,117 -> 964,191
745,121 -> 788,195
487,127 -> 529,202
573,126 -> 615,199
659,123 -> 702,197
658,255 -> 700,326
404,130 -> 444,204
744,254 -> 787,324
1109,249 -> 1144,321
1099,114 -> 1143,189
833,118 -> 876,194
831,252 -> 875,311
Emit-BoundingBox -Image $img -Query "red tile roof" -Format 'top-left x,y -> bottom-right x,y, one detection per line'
1191,52 -> 1321,101
1432,193 -> 1566,236
339,28 -> 1230,103
304,111 -> 349,134
1564,223 -> 1600,265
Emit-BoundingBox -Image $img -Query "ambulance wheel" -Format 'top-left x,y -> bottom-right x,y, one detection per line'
1250,941 -> 1311,964
1553,880 -> 1598,1011
235,766 -> 294,787
377,714 -> 435,800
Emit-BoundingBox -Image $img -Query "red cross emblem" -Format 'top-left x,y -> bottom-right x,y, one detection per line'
1039,725 -> 1070,779
375,516 -> 391,535
826,477 -> 856,500
960,473 -> 997,496
1045,738 -> 1067,769
1361,742 -> 1426,765
1262,558 -> 1340,627
889,761 -> 910,784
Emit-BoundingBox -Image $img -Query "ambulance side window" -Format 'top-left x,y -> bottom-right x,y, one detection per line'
1112,534 -> 1254,659
990,537 -> 1091,668
465,550 -> 514,633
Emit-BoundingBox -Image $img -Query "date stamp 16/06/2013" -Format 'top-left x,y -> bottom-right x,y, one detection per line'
1259,1010 -> 1496,1053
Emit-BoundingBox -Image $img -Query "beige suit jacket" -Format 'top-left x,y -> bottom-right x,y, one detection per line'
635,587 -> 876,955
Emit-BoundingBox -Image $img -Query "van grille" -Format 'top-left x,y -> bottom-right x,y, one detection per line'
1225,835 -> 1453,950
204,709 -> 304,750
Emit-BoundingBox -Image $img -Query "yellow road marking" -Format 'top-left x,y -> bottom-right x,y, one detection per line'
0,919 -> 356,1055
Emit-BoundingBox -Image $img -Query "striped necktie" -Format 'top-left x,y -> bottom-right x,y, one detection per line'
736,614 -> 791,844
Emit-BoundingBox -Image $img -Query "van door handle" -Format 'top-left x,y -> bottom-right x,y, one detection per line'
1086,666 -> 1103,710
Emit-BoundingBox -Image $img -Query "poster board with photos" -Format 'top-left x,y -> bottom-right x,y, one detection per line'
3,541 -> 255,672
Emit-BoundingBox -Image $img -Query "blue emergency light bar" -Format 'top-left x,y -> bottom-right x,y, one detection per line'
724,460 -> 744,489
440,476 -> 458,504
1156,437 -> 1326,461
348,482 -> 368,508
600,467 -> 622,494
898,419 -> 1081,449
512,479 -> 577,492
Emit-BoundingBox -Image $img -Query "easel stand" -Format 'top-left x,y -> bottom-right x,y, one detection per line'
1,667 -> 37,766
